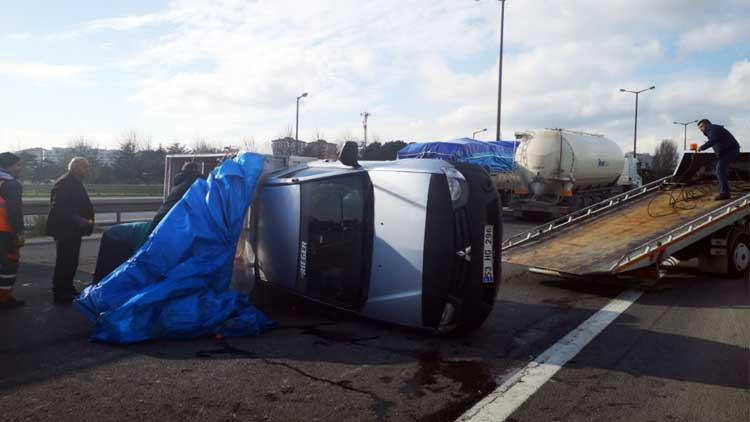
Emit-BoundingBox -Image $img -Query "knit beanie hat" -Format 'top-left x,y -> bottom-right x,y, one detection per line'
0,152 -> 20,169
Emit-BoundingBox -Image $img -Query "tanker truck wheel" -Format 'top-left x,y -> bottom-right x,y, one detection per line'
572,196 -> 585,212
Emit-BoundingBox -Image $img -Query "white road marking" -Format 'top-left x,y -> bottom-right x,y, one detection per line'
458,289 -> 643,422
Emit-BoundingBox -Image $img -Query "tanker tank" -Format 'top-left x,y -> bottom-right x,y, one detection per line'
514,129 -> 624,202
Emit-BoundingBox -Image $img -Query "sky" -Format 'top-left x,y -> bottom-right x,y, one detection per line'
1,0 -> 749,155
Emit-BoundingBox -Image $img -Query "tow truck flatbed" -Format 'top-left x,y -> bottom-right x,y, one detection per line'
502,152 -> 750,278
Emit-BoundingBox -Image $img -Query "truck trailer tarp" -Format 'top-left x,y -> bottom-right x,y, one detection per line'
75,153 -> 274,344
396,138 -> 516,173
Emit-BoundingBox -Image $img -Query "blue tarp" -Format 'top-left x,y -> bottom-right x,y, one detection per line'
397,138 -> 517,173
488,140 -> 520,157
75,153 -> 274,344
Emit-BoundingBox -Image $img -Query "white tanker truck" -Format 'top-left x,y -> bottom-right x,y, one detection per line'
508,129 -> 640,218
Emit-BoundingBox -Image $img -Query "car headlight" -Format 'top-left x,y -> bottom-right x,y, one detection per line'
442,167 -> 468,208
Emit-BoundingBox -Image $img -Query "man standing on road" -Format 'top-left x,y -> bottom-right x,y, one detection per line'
697,119 -> 741,200
0,153 -> 25,309
45,157 -> 94,304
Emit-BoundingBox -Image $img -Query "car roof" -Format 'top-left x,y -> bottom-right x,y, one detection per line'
264,157 -> 452,184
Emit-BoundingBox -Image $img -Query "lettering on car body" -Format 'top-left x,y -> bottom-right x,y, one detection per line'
299,241 -> 307,279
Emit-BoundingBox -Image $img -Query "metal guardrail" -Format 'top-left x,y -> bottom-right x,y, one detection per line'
23,197 -> 163,223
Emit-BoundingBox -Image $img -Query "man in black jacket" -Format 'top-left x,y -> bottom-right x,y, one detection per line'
697,119 -> 742,200
46,157 -> 94,304
0,152 -> 25,309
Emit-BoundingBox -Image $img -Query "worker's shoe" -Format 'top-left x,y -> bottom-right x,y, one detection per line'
0,296 -> 25,310
714,193 -> 731,201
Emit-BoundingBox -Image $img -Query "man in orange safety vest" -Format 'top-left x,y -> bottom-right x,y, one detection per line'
0,152 -> 25,309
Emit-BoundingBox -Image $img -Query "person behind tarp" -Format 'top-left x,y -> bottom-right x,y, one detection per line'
0,153 -> 26,309
697,119 -> 741,201
147,161 -> 203,234
93,163 -> 204,284
45,157 -> 95,304
92,221 -> 151,283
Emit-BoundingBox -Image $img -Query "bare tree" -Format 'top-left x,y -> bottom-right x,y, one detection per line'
314,129 -> 326,142
337,130 -> 358,145
122,131 -> 140,150
241,137 -> 257,152
192,138 -> 221,153
652,139 -> 679,180
166,141 -> 188,154
67,136 -> 99,162
282,124 -> 295,139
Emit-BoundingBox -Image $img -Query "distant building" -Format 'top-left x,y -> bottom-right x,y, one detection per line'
17,147 -> 66,162
304,140 -> 338,160
271,137 -> 307,157
18,147 -> 46,161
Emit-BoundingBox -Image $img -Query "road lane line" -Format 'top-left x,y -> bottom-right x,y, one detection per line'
458,289 -> 643,422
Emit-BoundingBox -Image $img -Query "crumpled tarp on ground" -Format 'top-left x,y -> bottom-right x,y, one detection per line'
396,137 -> 517,173
75,153 -> 274,344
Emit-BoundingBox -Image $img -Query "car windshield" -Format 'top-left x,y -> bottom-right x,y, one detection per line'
299,173 -> 372,308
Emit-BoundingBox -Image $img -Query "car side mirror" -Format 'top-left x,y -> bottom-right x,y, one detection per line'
339,141 -> 360,168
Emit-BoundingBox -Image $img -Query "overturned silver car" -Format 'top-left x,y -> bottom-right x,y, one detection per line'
247,142 -> 502,333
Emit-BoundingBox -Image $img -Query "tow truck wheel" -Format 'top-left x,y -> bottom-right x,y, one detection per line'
728,233 -> 749,278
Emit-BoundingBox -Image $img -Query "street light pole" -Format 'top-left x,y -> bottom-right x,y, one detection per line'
361,111 -> 370,148
673,119 -> 699,150
496,0 -> 506,141
619,85 -> 655,156
295,92 -> 308,141
472,128 -> 488,139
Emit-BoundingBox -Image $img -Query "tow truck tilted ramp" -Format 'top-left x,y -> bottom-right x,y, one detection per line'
503,152 -> 750,278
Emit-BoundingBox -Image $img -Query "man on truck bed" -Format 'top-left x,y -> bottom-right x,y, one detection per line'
697,119 -> 741,200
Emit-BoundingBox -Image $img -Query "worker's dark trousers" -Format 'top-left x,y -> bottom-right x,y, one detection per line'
52,235 -> 82,295
0,232 -> 19,300
716,149 -> 739,195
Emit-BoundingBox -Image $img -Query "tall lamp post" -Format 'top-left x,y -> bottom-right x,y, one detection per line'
496,0 -> 507,141
673,119 -> 698,150
619,85 -> 655,157
472,128 -> 488,139
475,0 -> 507,140
295,92 -> 308,141
361,111 -> 370,148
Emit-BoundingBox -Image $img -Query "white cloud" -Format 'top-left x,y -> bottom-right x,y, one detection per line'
84,13 -> 171,32
0,62 -> 89,81
678,21 -> 750,54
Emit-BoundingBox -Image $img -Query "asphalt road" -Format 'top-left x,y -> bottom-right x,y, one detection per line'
0,217 -> 747,422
